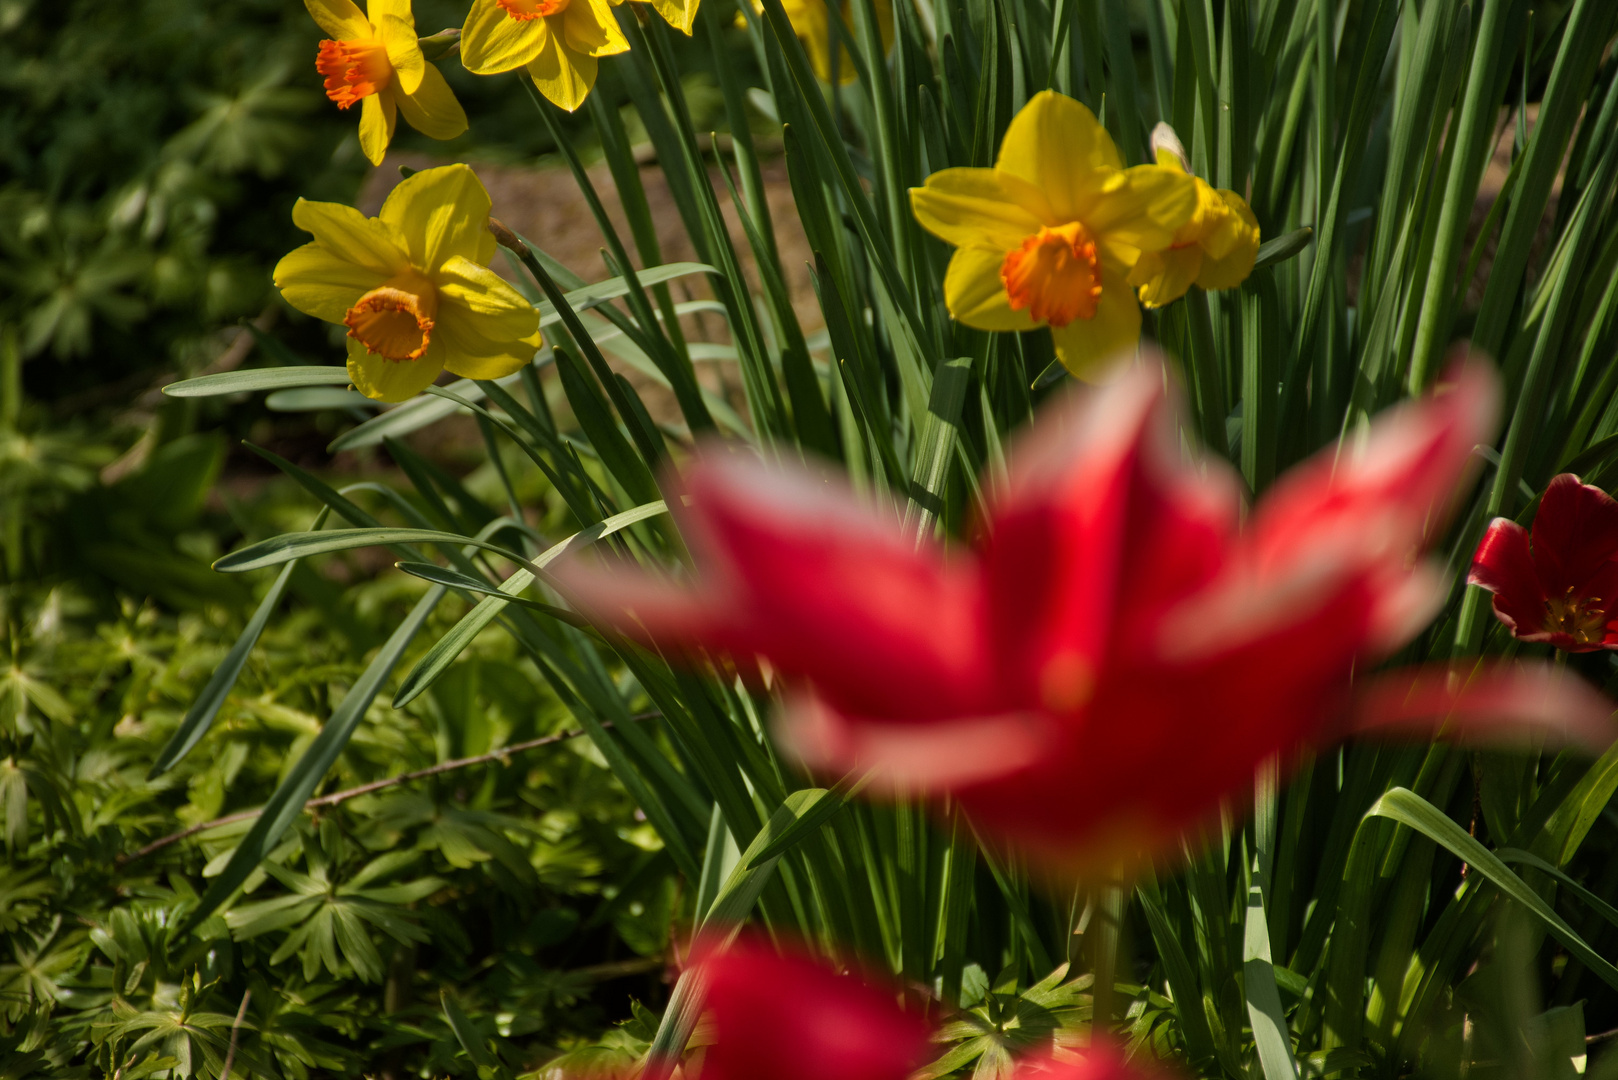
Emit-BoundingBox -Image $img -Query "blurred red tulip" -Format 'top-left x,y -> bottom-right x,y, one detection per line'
1469,473 -> 1618,651
692,939 -> 1161,1080
562,354 -> 1613,865
694,939 -> 931,1080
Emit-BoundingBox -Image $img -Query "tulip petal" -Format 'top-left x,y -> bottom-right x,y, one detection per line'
378,14 -> 425,94
1349,663 -> 1616,751
1529,473 -> 1618,596
304,0 -> 370,40
1469,517 -> 1549,638
564,0 -> 630,57
1250,352 -> 1499,568
358,90 -> 397,165
1047,270 -> 1141,380
910,169 -> 1043,251
943,245 -> 1039,332
995,90 -> 1123,223
561,452 -> 996,721
395,61 -> 469,140
379,163 -> 494,271
775,693 -> 1051,793
461,0 -> 548,73
346,334 -> 445,402
273,242 -> 391,323
290,199 -> 410,275
525,29 -> 598,112
696,940 -> 932,1080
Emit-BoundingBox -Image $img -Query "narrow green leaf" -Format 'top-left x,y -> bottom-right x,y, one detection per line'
163,367 -> 351,398
1367,787 -> 1618,991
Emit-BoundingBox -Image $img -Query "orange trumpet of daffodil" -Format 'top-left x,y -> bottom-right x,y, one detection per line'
910,91 -> 1197,380
273,165 -> 542,403
305,0 -> 468,166
460,0 -> 632,113
1128,123 -> 1261,308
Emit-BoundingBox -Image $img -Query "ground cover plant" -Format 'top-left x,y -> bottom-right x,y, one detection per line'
8,0 -> 1618,1076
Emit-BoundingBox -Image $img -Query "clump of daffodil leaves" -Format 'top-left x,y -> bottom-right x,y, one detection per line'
273,164 -> 542,402
911,92 -> 1258,379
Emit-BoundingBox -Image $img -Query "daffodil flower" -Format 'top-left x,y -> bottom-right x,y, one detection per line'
736,0 -> 891,84
306,0 -> 468,166
1128,123 -> 1261,308
460,0 -> 631,113
910,91 -> 1197,379
273,165 -> 542,403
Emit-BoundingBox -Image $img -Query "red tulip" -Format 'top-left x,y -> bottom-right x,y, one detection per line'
691,939 -> 1161,1080
693,939 -> 931,1080
561,354 -> 1612,865
1469,473 -> 1618,651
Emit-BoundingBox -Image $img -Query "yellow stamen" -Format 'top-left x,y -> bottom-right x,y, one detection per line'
496,0 -> 570,18
316,38 -> 393,109
1545,587 -> 1607,645
1001,222 -> 1103,328
344,275 -> 438,362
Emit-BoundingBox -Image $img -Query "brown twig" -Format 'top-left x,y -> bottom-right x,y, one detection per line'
121,715 -> 656,865
219,988 -> 252,1080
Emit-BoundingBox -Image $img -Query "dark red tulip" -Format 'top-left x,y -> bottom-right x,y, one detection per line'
1469,473 -> 1618,651
562,355 -> 1612,866
694,940 -> 931,1080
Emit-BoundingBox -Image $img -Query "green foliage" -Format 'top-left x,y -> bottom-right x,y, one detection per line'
12,0 -> 1618,1077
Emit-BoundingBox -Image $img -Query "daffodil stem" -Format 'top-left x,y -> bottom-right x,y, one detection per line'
1091,881 -> 1126,1036
1184,290 -> 1231,459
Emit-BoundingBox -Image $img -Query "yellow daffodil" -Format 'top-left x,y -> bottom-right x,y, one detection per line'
306,0 -> 468,166
737,0 -> 891,83
910,91 -> 1197,379
460,0 -> 630,113
1128,123 -> 1261,308
273,165 -> 542,403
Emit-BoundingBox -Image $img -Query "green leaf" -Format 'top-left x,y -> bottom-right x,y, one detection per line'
391,499 -> 669,707
184,586 -> 446,931
1367,787 -> 1618,991
1251,227 -> 1314,271
162,366 -> 351,398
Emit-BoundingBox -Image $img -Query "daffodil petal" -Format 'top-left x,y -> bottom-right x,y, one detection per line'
1133,246 -> 1201,309
435,256 -> 543,331
396,62 -> 469,140
358,90 -> 397,165
1195,191 -> 1259,291
1081,164 -> 1197,260
944,244 -> 1039,332
1049,270 -> 1140,380
525,31 -> 597,112
996,91 -> 1124,223
378,14 -> 425,94
911,169 -> 1044,252
291,199 -> 409,275
273,243 -> 392,322
563,0 -> 630,57
379,163 -> 493,271
461,0 -> 549,73
367,0 -> 414,23
648,0 -> 699,34
305,0 -> 370,39
347,334 -> 445,402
